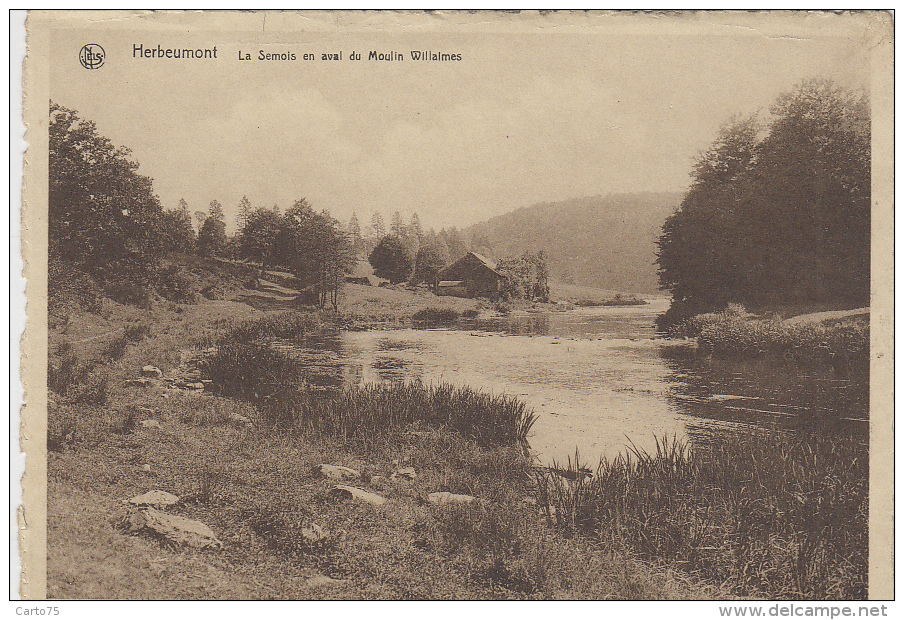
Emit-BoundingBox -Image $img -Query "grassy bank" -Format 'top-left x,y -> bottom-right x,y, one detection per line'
46,279 -> 718,599
537,432 -> 867,599
46,264 -> 865,599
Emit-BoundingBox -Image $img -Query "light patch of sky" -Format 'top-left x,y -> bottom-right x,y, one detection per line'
50,24 -> 869,233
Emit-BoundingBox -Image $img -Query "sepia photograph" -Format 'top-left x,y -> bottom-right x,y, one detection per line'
16,10 -> 894,603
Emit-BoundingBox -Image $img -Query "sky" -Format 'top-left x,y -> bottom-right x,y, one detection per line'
48,12 -> 874,233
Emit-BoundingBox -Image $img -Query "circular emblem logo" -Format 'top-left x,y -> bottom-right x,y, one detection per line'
79,44 -> 105,69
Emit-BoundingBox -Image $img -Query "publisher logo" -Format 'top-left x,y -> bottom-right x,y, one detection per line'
79,44 -> 105,69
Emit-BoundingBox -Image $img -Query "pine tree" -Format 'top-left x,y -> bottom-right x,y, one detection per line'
371,212 -> 386,239
348,212 -> 362,251
236,195 -> 252,232
208,199 -> 224,222
410,213 -> 424,244
390,211 -> 405,238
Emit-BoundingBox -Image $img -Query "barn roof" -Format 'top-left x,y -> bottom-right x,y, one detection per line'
468,252 -> 498,271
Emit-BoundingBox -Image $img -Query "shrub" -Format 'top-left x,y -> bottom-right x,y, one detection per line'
48,351 -> 89,395
48,258 -> 103,315
105,281 -> 152,308
692,313 -> 869,367
101,335 -> 129,361
200,283 -> 226,300
412,308 -> 459,325
47,401 -> 79,452
100,322 -> 150,361
70,374 -> 108,405
156,264 -> 200,304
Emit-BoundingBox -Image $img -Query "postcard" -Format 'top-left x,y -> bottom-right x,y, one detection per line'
17,10 -> 893,602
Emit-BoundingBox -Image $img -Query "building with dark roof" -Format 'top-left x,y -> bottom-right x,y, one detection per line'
436,252 -> 506,299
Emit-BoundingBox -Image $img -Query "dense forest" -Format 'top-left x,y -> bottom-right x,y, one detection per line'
656,78 -> 870,325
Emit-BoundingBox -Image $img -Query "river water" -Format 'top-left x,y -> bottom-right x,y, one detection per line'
286,298 -> 868,464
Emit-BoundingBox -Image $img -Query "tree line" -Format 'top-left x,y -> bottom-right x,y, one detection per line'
49,101 -> 354,309
49,100 -> 551,310
656,78 -> 870,324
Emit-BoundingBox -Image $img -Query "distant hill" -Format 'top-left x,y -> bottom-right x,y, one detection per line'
465,192 -> 683,294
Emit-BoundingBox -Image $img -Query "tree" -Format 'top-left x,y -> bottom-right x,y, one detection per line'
443,227 -> 469,262
656,78 -> 870,323
49,101 -> 165,282
754,78 -> 870,304
278,198 -> 355,309
412,243 -> 447,285
390,211 -> 405,238
194,210 -> 207,230
198,217 -> 226,257
409,212 -> 424,246
369,235 -> 412,283
236,195 -> 252,232
371,212 -> 386,239
159,207 -> 195,253
496,251 -> 549,301
348,212 -> 363,251
208,199 -> 225,222
657,116 -> 760,312
239,207 -> 283,268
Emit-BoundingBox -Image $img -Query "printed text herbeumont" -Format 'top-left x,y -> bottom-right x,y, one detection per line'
133,44 -> 218,59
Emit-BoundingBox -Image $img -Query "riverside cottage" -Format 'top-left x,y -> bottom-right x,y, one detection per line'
436,252 -> 506,299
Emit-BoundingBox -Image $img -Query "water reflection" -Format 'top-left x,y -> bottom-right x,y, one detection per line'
273,300 -> 868,460
661,343 -> 869,438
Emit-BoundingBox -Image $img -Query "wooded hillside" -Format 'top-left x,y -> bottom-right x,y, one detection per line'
465,192 -> 682,293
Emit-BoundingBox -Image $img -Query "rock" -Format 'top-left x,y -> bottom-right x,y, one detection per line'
190,382 -> 205,390
124,377 -> 153,388
140,419 -> 161,430
125,507 -> 222,549
332,485 -> 387,506
141,464 -> 152,473
307,574 -> 345,587
427,492 -> 476,506
313,464 -> 361,481
538,465 -> 593,482
390,466 -> 417,482
227,412 -> 253,428
128,490 -> 179,509
300,522 -> 342,550
141,365 -> 163,378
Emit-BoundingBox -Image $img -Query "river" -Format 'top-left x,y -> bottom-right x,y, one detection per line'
285,298 -> 868,464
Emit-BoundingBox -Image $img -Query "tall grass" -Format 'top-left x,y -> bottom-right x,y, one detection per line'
202,313 -> 536,448
207,311 -> 321,346
535,432 -> 867,599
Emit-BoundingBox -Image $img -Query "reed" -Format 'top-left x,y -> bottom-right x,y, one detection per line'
203,313 -> 537,448
535,431 -> 867,599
